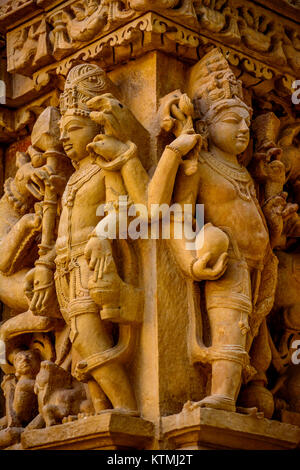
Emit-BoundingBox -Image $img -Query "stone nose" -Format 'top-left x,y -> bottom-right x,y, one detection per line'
239,119 -> 249,132
60,129 -> 68,142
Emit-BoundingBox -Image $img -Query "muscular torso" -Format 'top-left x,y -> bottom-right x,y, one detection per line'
196,155 -> 269,261
56,163 -> 105,251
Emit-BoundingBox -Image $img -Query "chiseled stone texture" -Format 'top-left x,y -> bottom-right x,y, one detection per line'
162,407 -> 300,450
21,413 -> 154,450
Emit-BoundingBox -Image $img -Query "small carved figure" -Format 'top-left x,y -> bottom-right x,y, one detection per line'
0,349 -> 41,448
34,361 -> 92,427
63,0 -> 107,43
250,113 -> 298,249
0,108 -> 71,344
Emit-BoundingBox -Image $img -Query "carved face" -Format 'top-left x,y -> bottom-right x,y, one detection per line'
14,161 -> 45,202
14,350 -> 40,378
208,106 -> 251,156
60,113 -> 100,162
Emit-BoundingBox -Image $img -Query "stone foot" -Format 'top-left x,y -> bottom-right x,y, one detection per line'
183,395 -> 236,413
236,406 -> 265,419
0,427 -> 23,449
62,415 -> 78,424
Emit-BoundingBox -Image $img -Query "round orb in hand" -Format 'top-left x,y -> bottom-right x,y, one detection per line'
196,223 -> 229,268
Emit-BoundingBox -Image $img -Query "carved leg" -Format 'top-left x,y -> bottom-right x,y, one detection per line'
86,380 -> 111,413
42,404 -> 61,427
0,416 -> 7,430
190,257 -> 252,412
0,310 -> 58,342
198,307 -> 249,412
2,375 -> 20,427
238,319 -> 274,418
71,312 -> 138,414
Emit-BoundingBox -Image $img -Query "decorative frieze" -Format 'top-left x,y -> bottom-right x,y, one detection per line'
3,0 -> 300,78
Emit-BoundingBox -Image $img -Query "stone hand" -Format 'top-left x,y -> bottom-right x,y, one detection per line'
32,202 -> 43,229
265,193 -> 299,244
281,202 -> 299,221
85,237 -> 122,308
170,133 -> 201,157
20,202 -> 43,232
87,135 -> 129,161
192,252 -> 228,281
85,237 -> 115,282
14,160 -> 45,202
24,265 -> 55,315
31,165 -> 66,196
266,160 -> 286,182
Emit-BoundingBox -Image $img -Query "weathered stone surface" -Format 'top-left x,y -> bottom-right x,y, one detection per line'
21,413 -> 154,450
162,407 -> 300,450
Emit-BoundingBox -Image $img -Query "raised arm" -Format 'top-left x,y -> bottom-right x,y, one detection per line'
148,134 -> 200,212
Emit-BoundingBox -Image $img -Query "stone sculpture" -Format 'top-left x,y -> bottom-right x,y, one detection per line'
24,63 -> 147,417
34,360 -> 93,427
149,48 -> 280,413
0,0 -> 299,452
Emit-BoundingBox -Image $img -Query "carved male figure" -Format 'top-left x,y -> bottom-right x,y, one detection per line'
149,48 -> 278,412
26,64 -> 148,416
0,349 -> 40,431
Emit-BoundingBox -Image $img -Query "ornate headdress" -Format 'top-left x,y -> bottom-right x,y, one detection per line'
60,64 -> 114,117
188,48 -> 252,124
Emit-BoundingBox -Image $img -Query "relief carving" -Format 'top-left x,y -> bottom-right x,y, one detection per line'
149,48 -> 279,414
5,0 -> 299,78
25,64 -> 147,417
8,19 -> 51,74
0,0 -> 299,451
34,360 -> 93,427
0,63 -> 150,442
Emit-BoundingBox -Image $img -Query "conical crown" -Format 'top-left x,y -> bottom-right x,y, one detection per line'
60,64 -> 113,117
188,48 -> 251,124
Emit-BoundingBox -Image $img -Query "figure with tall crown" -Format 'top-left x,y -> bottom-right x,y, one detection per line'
148,48 -> 279,413
24,63 -> 149,416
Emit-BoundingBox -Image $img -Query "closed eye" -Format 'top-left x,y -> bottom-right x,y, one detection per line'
222,118 -> 239,124
67,125 -> 83,132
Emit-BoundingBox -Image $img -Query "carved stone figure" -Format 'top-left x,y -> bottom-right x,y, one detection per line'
0,349 -> 41,448
0,151 -> 43,313
1,0 -> 300,452
149,48 -> 279,413
62,0 -> 107,43
0,107 -> 71,345
25,64 -> 147,417
34,361 -> 92,427
1,349 -> 40,427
